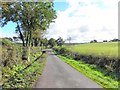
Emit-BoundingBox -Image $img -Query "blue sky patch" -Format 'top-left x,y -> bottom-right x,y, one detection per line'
54,2 -> 69,11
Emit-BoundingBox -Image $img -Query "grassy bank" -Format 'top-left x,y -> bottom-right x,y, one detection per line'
0,38 -> 46,88
2,53 -> 46,88
58,55 -> 119,89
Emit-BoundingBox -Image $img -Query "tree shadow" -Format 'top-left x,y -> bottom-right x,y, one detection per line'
50,53 -> 58,55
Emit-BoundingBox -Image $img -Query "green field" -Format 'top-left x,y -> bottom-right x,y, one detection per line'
64,42 -> 118,58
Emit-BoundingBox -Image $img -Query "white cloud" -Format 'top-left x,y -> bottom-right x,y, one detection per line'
46,0 -> 118,43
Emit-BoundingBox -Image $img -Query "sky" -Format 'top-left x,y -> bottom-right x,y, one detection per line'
0,0 -> 119,43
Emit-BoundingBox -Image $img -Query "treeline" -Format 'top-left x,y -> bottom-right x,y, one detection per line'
2,36 -> 65,48
90,39 -> 120,43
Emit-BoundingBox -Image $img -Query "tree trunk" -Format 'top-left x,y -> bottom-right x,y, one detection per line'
26,31 -> 29,47
27,46 -> 30,62
17,23 -> 31,61
22,47 -> 30,62
17,22 -> 25,47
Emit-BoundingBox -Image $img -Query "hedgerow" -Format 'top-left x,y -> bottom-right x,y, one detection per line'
1,39 -> 46,89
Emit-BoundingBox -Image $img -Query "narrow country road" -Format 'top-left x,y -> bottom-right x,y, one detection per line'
34,49 -> 104,89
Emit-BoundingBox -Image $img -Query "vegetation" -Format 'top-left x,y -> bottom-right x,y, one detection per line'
58,55 -> 119,89
1,38 -> 46,88
54,42 -> 119,89
2,54 -> 46,88
1,2 -> 57,61
1,2 -> 56,47
90,40 -> 97,43
56,37 -> 64,47
64,42 -> 118,58
1,2 -> 57,87
67,37 -> 72,44
48,38 -> 57,48
54,42 -> 119,72
47,37 -> 65,48
41,38 -> 48,48
1,1 -> 119,89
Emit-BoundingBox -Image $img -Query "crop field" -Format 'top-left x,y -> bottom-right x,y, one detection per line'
64,42 -> 119,58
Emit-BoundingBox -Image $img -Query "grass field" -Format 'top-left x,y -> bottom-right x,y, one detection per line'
64,42 -> 118,58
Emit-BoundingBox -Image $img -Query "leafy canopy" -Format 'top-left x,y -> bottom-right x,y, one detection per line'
1,2 -> 57,47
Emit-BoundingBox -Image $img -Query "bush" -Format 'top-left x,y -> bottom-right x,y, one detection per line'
59,47 -> 67,54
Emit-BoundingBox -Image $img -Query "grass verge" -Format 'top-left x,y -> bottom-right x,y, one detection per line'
2,52 -> 46,89
1,38 -> 47,89
58,55 -> 119,90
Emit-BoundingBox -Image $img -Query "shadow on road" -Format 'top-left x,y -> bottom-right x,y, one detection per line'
49,53 -> 58,55
43,49 -> 58,55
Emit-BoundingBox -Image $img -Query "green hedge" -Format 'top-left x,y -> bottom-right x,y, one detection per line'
54,47 -> 119,73
2,53 -> 46,88
1,39 -> 46,88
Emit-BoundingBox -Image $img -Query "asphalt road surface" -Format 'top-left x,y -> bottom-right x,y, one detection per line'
35,50 -> 104,89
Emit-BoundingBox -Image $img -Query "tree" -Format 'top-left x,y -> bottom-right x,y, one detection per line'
1,2 -> 56,60
90,40 -> 97,43
41,38 -> 48,48
1,2 -> 57,47
48,38 -> 56,48
56,37 -> 64,47
31,29 -> 41,47
110,39 -> 120,42
67,37 -> 72,45
103,40 -> 107,42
